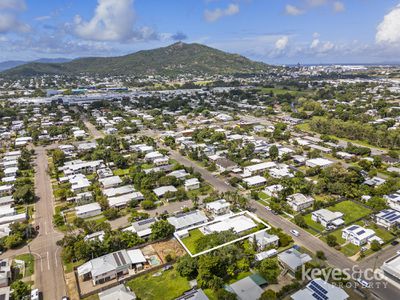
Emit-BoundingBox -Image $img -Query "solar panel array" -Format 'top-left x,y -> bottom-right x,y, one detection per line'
309,281 -> 328,300
357,230 -> 365,236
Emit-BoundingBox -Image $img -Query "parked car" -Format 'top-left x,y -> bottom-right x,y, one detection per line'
391,240 -> 399,246
31,289 -> 40,300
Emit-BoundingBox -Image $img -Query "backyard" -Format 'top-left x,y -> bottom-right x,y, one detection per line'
127,267 -> 190,300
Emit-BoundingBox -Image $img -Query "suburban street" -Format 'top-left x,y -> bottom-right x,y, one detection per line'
0,146 -> 67,299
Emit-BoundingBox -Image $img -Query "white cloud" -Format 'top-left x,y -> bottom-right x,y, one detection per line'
73,0 -> 138,41
310,38 -> 320,49
0,0 -> 26,11
313,32 -> 320,39
0,12 -> 30,33
35,15 -> 51,21
204,3 -> 240,22
285,4 -> 304,16
275,36 -> 289,50
376,4 -> 400,46
333,1 -> 345,13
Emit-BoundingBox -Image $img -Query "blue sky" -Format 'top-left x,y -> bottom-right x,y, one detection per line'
1,0 -> 400,64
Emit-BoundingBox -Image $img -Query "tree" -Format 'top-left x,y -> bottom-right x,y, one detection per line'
370,240 -> 381,251
150,220 -> 175,240
52,149 -> 66,167
13,184 -> 35,204
176,255 -> 198,279
269,145 -> 279,161
103,208 -> 119,220
326,234 -> 337,247
215,289 -> 237,300
366,196 -> 387,211
260,289 -> 277,300
294,215 -> 308,228
11,280 -> 30,300
53,213 -> 65,227
141,200 -> 156,210
258,258 -> 280,284
316,250 -> 326,260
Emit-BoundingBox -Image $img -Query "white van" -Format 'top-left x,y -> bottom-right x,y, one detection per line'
290,229 -> 300,237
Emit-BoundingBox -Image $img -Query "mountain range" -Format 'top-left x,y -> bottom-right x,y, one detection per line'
0,58 -> 71,72
1,43 -> 269,77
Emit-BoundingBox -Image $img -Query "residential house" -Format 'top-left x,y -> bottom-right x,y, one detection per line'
75,202 -> 102,219
184,178 -> 200,191
375,209 -> 400,230
98,284 -> 136,300
249,231 -> 279,250
168,210 -> 208,231
291,279 -> 349,300
311,209 -> 344,228
205,199 -> 231,216
342,225 -> 381,246
286,193 -> 314,212
278,248 -> 312,274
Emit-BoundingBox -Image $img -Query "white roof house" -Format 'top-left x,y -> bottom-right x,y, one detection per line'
153,186 -> 177,198
385,191 -> 400,212
75,203 -> 102,219
201,215 -> 257,235
243,162 -> 276,175
375,209 -> 400,229
123,218 -> 156,238
381,254 -> 400,284
98,284 -> 136,300
243,175 -> 266,187
205,199 -> 231,216
264,184 -> 284,197
278,248 -> 312,273
144,151 -> 164,161
167,210 -> 208,231
249,231 -> 279,250
306,158 -> 334,168
341,225 -> 380,246
108,192 -> 144,208
286,193 -> 314,212
103,185 -> 135,198
291,278 -> 349,300
184,178 -> 200,191
99,176 -> 122,189
312,209 -> 344,228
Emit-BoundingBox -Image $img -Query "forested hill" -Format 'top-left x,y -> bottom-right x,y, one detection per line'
2,42 -> 270,77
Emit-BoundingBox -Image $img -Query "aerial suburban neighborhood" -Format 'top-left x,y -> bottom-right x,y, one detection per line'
1,1 -> 400,300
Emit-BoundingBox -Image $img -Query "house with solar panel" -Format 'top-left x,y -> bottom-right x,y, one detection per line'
375,209 -> 400,230
341,225 -> 382,246
290,278 -> 349,300
77,249 -> 147,285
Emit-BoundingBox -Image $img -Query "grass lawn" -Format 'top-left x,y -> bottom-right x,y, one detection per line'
127,268 -> 190,300
64,259 -> 85,273
321,229 -> 345,245
258,87 -> 304,95
181,229 -> 204,254
82,295 -> 99,300
114,168 -> 129,176
341,243 -> 360,257
303,214 -> 325,232
14,254 -> 34,277
227,271 -> 253,284
327,201 -> 372,224
367,226 -> 395,243
258,192 -> 269,200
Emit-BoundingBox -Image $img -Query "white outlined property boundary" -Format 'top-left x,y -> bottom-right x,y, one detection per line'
174,211 -> 271,257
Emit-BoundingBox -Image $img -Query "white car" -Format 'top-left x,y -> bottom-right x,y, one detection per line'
397,250 -> 400,255
290,229 -> 300,237
357,278 -> 370,288
31,289 -> 40,300
265,206 -> 271,211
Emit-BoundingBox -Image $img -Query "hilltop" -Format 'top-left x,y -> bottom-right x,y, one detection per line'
1,42 -> 269,77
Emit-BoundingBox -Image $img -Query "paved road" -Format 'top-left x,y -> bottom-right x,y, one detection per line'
169,149 -> 234,193
1,146 -> 66,299
250,200 -> 400,299
83,119 -> 105,139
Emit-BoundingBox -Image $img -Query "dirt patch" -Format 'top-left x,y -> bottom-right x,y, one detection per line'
152,238 -> 186,263
65,272 -> 80,300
